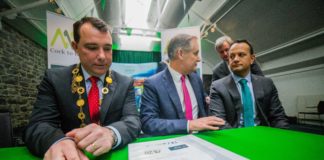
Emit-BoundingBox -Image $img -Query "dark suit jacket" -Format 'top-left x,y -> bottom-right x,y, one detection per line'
140,68 -> 208,136
24,64 -> 141,157
209,74 -> 289,129
212,60 -> 264,82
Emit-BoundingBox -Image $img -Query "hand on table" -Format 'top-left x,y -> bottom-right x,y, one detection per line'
44,138 -> 88,160
189,116 -> 225,132
66,123 -> 115,156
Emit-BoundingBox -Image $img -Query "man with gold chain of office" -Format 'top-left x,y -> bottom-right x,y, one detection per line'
24,17 -> 141,159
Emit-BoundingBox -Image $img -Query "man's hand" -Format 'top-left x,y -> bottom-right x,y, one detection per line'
66,123 -> 115,156
44,138 -> 88,160
205,96 -> 211,105
189,116 -> 225,132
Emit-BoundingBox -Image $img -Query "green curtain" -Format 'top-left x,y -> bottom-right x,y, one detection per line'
113,50 -> 161,63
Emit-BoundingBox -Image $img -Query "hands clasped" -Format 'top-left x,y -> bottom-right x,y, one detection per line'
44,123 -> 115,160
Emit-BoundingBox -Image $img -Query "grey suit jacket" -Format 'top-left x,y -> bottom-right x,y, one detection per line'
212,60 -> 264,82
209,74 -> 289,129
24,64 -> 141,157
140,68 -> 208,136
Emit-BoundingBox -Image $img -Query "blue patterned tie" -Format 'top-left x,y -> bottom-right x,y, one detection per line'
239,79 -> 254,127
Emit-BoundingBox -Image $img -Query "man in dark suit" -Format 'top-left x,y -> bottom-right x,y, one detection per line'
209,40 -> 289,129
211,36 -> 263,82
24,17 -> 141,159
140,34 -> 224,136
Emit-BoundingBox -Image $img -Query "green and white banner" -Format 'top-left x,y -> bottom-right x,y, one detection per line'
47,11 -> 78,68
110,62 -> 157,79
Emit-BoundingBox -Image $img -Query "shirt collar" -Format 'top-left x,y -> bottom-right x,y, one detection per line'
231,71 -> 252,84
81,65 -> 105,83
168,65 -> 183,82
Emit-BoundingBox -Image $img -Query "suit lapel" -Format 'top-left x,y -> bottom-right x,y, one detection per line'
81,86 -> 91,124
251,75 -> 265,117
164,69 -> 185,119
100,71 -> 117,122
251,75 -> 264,101
225,75 -> 242,117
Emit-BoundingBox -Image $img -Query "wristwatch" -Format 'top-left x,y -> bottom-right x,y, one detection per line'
108,128 -> 118,146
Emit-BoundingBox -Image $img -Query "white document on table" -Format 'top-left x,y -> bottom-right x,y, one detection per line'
128,135 -> 248,160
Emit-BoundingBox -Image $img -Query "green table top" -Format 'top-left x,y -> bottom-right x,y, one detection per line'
1,126 -> 323,160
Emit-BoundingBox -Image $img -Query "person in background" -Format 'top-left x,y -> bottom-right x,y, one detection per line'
156,59 -> 169,73
211,36 -> 263,82
24,17 -> 141,159
140,34 -> 224,136
209,40 -> 289,129
134,79 -> 145,111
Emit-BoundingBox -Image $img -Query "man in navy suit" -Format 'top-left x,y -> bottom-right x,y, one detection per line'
140,34 -> 224,136
209,40 -> 289,129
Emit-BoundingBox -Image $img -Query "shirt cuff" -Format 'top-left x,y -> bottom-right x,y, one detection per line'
106,126 -> 121,149
187,120 -> 198,134
187,120 -> 190,133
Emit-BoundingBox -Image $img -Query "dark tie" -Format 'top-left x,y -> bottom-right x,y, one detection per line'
88,76 -> 100,124
239,79 -> 254,127
181,75 -> 193,120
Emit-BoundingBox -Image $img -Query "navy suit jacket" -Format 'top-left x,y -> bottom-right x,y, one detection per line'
140,68 -> 208,136
209,74 -> 289,129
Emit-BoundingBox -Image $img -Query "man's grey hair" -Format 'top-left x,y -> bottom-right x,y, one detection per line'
215,36 -> 233,48
167,34 -> 197,60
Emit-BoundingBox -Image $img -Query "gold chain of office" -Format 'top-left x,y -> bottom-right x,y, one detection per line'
71,63 -> 113,127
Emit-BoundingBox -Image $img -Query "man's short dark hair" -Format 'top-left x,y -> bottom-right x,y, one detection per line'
73,17 -> 110,43
231,39 -> 254,55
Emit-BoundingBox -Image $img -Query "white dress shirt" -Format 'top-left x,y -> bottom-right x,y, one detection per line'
168,66 -> 198,132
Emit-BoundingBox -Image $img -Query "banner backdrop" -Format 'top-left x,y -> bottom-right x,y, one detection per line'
46,13 -> 158,111
161,27 -> 202,78
47,11 -> 79,68
110,62 -> 157,79
111,62 -> 157,110
46,12 -> 158,80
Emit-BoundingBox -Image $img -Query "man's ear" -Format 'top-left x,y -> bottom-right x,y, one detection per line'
71,41 -> 78,51
250,54 -> 256,64
177,49 -> 184,60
